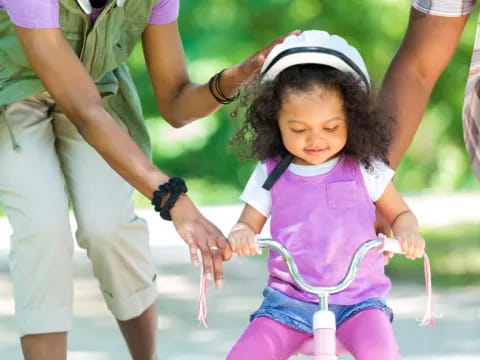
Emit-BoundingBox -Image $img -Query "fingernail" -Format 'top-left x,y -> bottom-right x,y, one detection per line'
206,273 -> 213,281
216,280 -> 223,288
193,260 -> 200,267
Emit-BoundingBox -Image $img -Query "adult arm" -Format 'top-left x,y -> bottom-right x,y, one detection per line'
15,27 -> 166,197
380,8 -> 469,169
142,20 -> 298,127
14,27 -> 231,285
376,8 -> 469,247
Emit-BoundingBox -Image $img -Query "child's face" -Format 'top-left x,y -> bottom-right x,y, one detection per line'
278,87 -> 347,165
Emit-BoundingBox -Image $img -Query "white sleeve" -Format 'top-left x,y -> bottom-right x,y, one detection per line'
239,162 -> 272,217
360,161 -> 395,202
412,0 -> 476,17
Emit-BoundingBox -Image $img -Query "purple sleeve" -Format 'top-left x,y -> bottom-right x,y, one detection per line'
0,0 -> 60,29
149,0 -> 179,25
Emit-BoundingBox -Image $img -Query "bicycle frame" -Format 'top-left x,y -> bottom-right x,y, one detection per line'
257,237 -> 399,360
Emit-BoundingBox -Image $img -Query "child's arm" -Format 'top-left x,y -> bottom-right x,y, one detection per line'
375,182 -> 425,259
228,204 -> 267,256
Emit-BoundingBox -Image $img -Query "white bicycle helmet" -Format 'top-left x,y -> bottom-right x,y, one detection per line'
261,30 -> 370,90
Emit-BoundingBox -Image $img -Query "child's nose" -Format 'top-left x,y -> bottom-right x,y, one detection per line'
307,131 -> 326,147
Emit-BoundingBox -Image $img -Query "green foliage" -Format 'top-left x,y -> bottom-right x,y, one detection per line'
127,1 -> 480,204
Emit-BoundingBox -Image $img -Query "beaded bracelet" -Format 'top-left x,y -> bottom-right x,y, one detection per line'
208,69 -> 240,104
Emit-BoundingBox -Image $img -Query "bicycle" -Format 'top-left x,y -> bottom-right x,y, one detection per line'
254,236 -> 433,359
196,235 -> 432,358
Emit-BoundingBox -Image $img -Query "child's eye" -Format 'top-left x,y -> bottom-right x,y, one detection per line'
324,126 -> 338,132
291,128 -> 306,133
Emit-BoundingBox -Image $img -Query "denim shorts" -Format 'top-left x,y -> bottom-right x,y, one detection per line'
250,287 -> 394,335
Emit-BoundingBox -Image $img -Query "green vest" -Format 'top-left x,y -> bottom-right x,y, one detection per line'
0,0 -> 156,155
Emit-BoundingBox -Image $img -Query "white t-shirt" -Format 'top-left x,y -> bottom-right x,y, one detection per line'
240,156 -> 395,218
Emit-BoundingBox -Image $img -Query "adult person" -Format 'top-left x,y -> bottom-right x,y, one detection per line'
375,1 -> 478,252
380,1 -> 478,174
0,1 -> 291,359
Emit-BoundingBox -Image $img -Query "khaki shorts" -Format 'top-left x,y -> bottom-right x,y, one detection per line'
0,92 -> 158,337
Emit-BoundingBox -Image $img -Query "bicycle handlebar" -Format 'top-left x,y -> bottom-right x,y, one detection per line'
257,236 -> 403,296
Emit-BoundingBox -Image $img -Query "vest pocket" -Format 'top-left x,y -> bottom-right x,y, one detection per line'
326,181 -> 358,209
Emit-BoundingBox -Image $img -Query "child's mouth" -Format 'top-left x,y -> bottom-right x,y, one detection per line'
305,148 -> 326,155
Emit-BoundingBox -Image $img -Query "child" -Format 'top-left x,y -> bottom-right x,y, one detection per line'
226,31 -> 425,360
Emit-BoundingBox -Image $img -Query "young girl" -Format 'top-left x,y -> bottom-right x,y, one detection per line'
226,31 -> 425,360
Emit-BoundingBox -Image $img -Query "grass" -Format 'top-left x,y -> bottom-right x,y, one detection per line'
386,223 -> 480,287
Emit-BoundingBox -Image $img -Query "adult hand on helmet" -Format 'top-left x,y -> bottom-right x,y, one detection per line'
219,30 -> 301,93
170,195 -> 232,288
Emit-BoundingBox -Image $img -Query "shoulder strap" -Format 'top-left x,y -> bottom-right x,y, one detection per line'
262,154 -> 293,190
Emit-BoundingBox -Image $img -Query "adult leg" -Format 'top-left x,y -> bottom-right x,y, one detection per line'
117,304 -> 158,359
0,94 -> 74,360
227,316 -> 310,360
337,308 -> 401,360
52,104 -> 158,360
21,333 -> 67,360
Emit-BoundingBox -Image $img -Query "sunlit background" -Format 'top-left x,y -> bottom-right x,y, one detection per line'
1,1 -> 479,359
128,0 -> 480,208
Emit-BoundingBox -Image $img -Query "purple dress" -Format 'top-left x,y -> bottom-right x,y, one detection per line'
266,156 -> 391,305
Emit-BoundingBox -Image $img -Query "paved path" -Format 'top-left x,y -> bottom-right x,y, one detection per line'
1,258 -> 479,360
0,192 -> 479,359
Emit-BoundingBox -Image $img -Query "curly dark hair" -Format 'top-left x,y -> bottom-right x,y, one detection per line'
231,64 -> 393,169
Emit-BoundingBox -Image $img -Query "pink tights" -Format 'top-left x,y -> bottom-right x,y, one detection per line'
227,309 -> 401,360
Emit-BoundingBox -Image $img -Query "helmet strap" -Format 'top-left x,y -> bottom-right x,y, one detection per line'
262,154 -> 294,190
